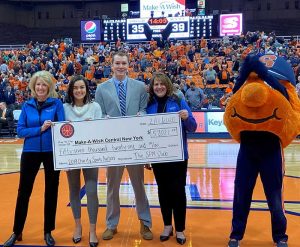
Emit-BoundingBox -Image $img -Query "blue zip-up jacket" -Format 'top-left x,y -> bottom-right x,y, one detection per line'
146,96 -> 197,160
17,97 -> 65,152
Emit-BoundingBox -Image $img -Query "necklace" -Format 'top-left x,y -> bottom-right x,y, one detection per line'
162,102 -> 167,113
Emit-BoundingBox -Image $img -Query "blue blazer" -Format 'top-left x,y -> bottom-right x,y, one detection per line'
146,96 -> 197,160
17,97 -> 65,152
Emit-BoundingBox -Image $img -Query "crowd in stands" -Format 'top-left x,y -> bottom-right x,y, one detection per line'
0,31 -> 299,112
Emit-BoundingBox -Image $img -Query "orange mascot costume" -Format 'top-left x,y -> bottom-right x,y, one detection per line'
224,55 -> 300,247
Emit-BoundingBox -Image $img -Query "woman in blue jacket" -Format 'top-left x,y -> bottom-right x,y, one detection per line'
146,72 -> 197,245
3,71 -> 65,247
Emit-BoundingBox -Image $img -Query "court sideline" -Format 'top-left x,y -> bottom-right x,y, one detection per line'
0,138 -> 299,247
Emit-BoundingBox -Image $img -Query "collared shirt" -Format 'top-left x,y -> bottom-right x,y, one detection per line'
113,76 -> 127,97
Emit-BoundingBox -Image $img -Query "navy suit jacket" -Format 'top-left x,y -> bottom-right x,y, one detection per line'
4,90 -> 16,105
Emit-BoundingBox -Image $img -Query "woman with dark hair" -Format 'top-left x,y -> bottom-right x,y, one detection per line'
146,72 -> 197,245
3,70 -> 65,247
64,75 -> 102,247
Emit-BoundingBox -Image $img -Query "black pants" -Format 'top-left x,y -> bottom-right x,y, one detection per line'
0,118 -> 8,131
152,160 -> 188,232
13,152 -> 60,235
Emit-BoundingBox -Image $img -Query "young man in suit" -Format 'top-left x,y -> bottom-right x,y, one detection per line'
95,51 -> 152,241
4,85 -> 16,106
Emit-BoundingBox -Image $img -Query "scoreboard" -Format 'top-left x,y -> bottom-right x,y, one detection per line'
103,19 -> 126,42
127,16 -> 190,40
102,16 -> 215,42
190,16 -> 213,39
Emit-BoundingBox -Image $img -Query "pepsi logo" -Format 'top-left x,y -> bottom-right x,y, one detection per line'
84,21 -> 97,34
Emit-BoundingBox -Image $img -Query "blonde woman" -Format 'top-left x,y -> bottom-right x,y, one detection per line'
3,71 -> 65,247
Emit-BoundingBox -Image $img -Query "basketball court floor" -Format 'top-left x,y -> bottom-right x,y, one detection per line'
0,138 -> 299,247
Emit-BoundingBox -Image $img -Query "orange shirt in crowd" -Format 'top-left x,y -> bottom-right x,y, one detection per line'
180,57 -> 188,68
152,59 -> 160,70
85,67 -> 94,81
59,42 -> 65,52
19,81 -> 28,91
150,40 -> 157,50
177,45 -> 185,57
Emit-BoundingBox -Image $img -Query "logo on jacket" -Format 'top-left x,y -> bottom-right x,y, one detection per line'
60,123 -> 74,138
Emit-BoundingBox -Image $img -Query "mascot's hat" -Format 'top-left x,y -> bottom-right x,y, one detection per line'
260,55 -> 296,85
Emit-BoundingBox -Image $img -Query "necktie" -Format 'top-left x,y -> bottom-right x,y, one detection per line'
119,81 -> 126,116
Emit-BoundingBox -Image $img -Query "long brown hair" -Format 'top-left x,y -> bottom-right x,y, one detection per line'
148,72 -> 176,103
65,75 -> 91,106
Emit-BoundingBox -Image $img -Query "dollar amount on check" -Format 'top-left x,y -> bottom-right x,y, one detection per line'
52,113 -> 184,170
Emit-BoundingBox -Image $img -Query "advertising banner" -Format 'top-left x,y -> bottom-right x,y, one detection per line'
80,20 -> 101,41
219,13 -> 243,36
140,0 -> 186,18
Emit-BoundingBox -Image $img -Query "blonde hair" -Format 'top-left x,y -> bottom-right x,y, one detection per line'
29,70 -> 58,98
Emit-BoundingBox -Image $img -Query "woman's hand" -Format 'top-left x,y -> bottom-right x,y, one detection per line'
41,120 -> 52,132
179,110 -> 189,120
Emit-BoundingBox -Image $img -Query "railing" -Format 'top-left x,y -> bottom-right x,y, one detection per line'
80,35 -> 300,47
0,44 -> 26,50
0,35 -> 299,50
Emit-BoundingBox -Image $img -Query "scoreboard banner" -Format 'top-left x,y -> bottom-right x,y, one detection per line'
219,13 -> 243,36
193,111 -> 227,133
103,15 -> 214,42
140,0 -> 186,18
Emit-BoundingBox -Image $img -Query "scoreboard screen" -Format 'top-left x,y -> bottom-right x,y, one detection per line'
101,16 -> 215,42
127,16 -> 190,40
190,16 -> 213,38
103,19 -> 126,42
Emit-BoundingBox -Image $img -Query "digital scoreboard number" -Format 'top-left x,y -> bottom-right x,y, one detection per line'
103,19 -> 126,42
127,16 -> 190,40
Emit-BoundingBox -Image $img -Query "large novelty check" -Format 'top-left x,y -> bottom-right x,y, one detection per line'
52,113 -> 184,170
